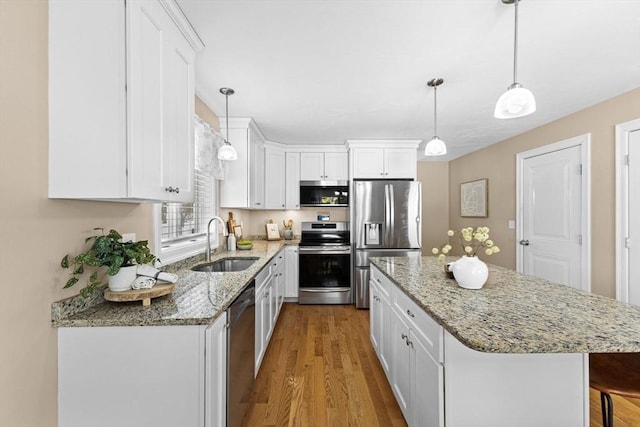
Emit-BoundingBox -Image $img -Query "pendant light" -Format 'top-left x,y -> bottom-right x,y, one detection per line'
217,87 -> 238,161
425,78 -> 447,156
494,0 -> 536,119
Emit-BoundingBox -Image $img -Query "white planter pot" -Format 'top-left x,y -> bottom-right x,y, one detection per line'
108,265 -> 137,292
451,256 -> 488,290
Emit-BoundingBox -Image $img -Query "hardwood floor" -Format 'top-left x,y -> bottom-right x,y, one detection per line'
589,389 -> 640,427
243,303 -> 407,427
244,302 -> 640,427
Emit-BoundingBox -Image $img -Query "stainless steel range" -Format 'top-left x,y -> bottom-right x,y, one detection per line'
298,221 -> 352,304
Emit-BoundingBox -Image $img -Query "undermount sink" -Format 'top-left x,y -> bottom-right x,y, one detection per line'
191,257 -> 259,273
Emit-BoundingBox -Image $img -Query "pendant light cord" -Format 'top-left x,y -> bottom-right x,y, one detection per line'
433,85 -> 438,137
513,0 -> 519,84
225,92 -> 230,144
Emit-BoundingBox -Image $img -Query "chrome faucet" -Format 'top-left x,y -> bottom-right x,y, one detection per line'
206,216 -> 228,262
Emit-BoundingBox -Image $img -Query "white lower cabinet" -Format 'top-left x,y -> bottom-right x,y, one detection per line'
284,245 -> 299,299
369,269 -> 391,376
205,312 -> 228,427
58,313 -> 227,427
255,265 -> 272,375
370,264 -> 587,427
389,302 -> 444,427
255,247 -> 290,375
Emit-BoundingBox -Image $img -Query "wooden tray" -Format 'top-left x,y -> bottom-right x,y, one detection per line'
104,283 -> 175,306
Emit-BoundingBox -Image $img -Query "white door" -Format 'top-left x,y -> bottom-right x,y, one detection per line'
616,119 -> 640,305
517,135 -> 590,291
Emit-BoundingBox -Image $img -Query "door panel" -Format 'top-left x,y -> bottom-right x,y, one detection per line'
628,130 -> 640,305
522,145 -> 582,288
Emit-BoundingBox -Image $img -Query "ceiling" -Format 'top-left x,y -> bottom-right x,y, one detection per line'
177,0 -> 640,161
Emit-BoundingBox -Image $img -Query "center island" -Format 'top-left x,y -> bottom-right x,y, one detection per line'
368,256 -> 640,427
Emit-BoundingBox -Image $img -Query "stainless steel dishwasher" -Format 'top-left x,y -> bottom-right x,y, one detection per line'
227,281 -> 255,427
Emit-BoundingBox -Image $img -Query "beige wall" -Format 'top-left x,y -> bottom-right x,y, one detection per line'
0,2 -> 153,425
417,162 -> 450,255
448,88 -> 640,297
0,3 -> 222,426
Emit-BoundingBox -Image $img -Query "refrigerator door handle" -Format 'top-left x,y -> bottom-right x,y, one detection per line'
384,184 -> 393,245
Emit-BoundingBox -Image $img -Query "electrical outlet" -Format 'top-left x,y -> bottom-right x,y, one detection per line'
508,220 -> 516,230
121,233 -> 136,242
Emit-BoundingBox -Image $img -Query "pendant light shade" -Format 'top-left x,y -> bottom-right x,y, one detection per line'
495,0 -> 535,119
425,78 -> 447,156
424,136 -> 447,156
218,87 -> 238,161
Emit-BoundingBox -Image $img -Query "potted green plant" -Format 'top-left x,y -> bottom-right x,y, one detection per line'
61,228 -> 157,297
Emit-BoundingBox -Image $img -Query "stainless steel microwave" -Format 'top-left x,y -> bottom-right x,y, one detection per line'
299,181 -> 349,207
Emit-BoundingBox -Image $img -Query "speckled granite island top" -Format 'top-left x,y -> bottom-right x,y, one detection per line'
52,240 -> 297,328
370,256 -> 640,354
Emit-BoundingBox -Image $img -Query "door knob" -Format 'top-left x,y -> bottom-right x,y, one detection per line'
519,240 -> 530,246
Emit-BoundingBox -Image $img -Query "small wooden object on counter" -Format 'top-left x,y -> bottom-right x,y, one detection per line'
266,219 -> 280,241
227,212 -> 237,234
104,283 -> 176,307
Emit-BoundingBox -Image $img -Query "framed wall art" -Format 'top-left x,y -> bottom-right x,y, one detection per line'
460,178 -> 488,217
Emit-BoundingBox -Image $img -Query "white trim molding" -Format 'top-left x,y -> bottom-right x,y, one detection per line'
516,134 -> 592,293
615,118 -> 640,303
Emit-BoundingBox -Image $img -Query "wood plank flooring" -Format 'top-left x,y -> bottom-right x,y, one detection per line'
589,388 -> 640,427
243,302 -> 640,427
243,303 -> 406,427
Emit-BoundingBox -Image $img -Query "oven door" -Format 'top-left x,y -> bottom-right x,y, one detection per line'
298,247 -> 352,304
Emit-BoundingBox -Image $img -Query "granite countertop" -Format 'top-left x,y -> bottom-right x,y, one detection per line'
52,240 -> 298,328
370,256 -> 640,354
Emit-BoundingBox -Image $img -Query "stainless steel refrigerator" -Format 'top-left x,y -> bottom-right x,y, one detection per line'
353,180 -> 422,308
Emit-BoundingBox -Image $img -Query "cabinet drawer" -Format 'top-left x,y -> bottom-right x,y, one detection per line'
370,265 -> 391,299
255,265 -> 272,292
392,286 -> 443,363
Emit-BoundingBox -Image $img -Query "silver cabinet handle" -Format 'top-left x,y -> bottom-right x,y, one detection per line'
175,187 -> 179,194
519,240 -> 530,246
407,309 -> 415,318
165,186 -> 174,193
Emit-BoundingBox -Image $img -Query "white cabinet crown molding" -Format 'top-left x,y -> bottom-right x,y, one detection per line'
346,139 -> 421,149
158,0 -> 205,51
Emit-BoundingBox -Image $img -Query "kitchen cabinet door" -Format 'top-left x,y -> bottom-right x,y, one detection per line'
324,152 -> 349,180
220,118 -> 266,209
58,325 -> 205,427
299,152 -> 348,181
255,284 -> 268,375
384,148 -> 416,179
265,147 -> 286,209
285,152 -> 301,209
412,332 -> 444,427
284,246 -> 299,299
127,0 -> 195,202
351,147 -> 416,179
390,307 -> 413,424
352,148 -> 385,178
250,134 -> 265,209
300,152 -> 326,180
205,312 -> 228,427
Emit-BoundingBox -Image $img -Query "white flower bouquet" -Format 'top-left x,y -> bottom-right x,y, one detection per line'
432,226 -> 500,265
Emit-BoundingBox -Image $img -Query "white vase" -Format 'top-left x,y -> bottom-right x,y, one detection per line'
108,265 -> 137,292
450,256 -> 489,290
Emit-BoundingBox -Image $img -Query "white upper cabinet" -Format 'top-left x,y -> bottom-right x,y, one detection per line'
285,152 -> 300,209
300,152 -> 348,181
49,0 -> 203,202
265,145 -> 286,209
348,140 -> 421,180
219,118 -> 267,209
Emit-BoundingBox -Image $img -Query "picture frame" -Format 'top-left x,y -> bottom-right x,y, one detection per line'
233,225 -> 243,239
265,223 -> 281,241
460,178 -> 488,218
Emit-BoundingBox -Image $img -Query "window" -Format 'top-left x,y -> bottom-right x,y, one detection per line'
153,116 -> 225,264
